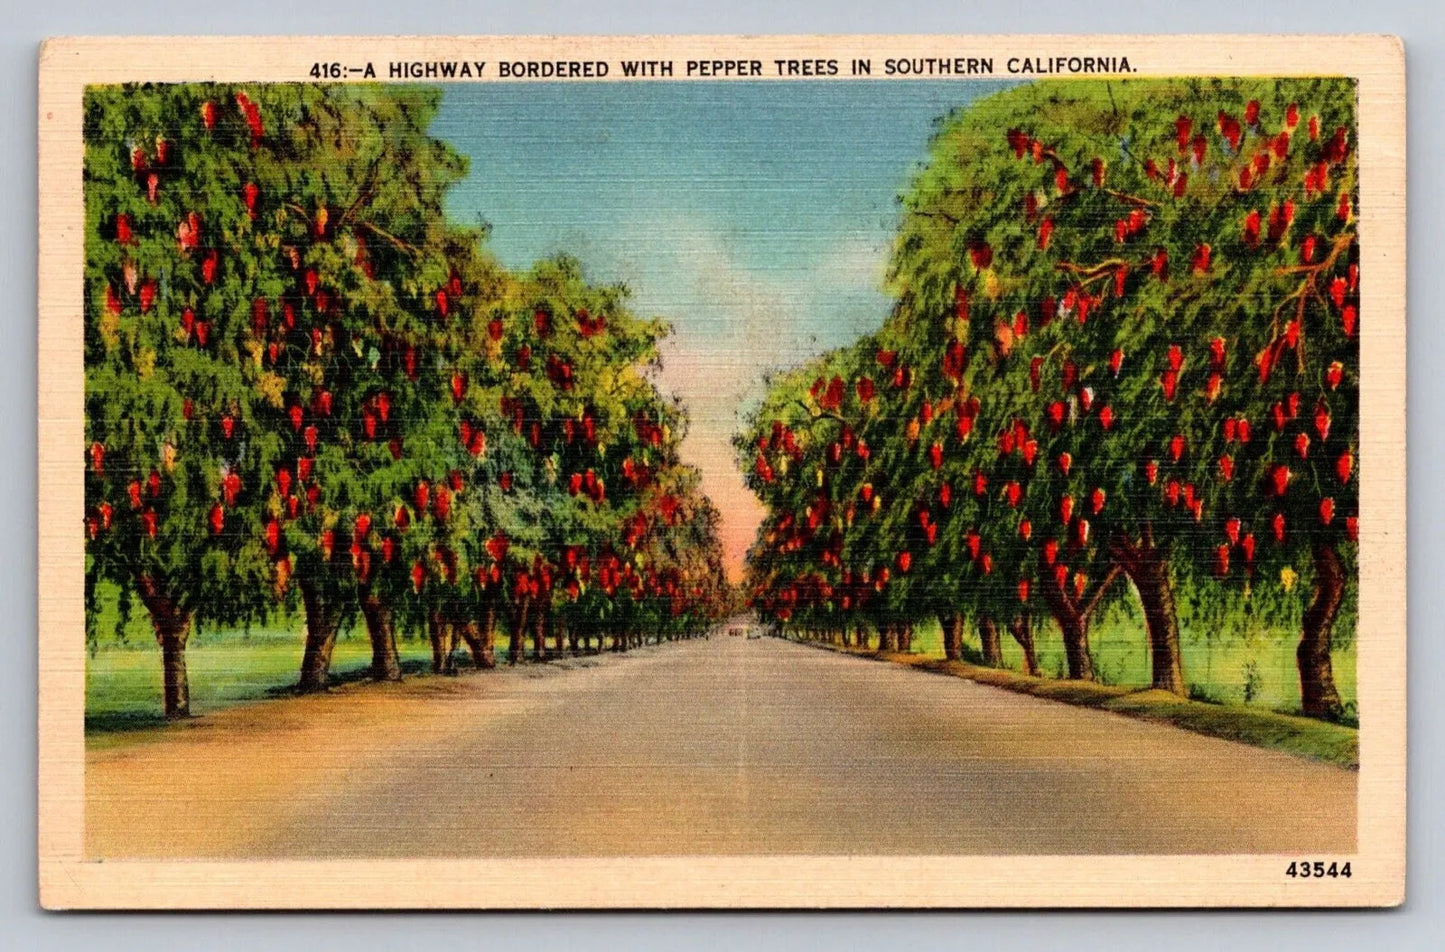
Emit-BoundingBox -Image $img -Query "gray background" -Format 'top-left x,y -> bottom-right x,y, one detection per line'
3,1 -> 1436,948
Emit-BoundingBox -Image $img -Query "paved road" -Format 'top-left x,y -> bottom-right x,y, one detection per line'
86,633 -> 1355,858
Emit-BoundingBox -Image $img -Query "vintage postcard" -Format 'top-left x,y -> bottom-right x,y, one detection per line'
38,34 -> 1406,909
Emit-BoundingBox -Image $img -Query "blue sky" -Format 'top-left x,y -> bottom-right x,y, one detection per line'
434,80 -> 1015,574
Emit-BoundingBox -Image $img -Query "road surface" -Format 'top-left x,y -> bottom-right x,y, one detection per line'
86,632 -> 1355,858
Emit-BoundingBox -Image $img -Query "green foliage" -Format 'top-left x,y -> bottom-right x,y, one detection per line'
740,79 -> 1359,711
887,78 -> 1359,608
85,83 -> 729,714
85,625 -> 435,735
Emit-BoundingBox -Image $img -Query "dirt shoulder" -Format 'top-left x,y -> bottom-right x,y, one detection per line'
810,641 -> 1359,768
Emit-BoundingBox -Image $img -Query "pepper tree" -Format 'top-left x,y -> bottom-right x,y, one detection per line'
85,83 -> 731,719
744,78 -> 1359,716
84,84 -> 282,718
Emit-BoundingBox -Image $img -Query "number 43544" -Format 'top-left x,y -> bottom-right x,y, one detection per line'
1286,861 -> 1352,878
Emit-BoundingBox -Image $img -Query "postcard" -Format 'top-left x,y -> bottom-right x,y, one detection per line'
38,34 -> 1406,908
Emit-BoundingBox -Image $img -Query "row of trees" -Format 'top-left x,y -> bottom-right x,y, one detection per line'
739,79 -> 1359,720
84,84 -> 729,719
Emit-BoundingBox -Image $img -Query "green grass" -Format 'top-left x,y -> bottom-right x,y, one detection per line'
86,617 -> 581,734
902,610 -> 1356,722
1098,691 -> 1360,767
85,626 -> 439,733
87,577 -> 1356,754
86,580 -> 437,732
821,648 -> 1359,768
823,608 -> 1359,767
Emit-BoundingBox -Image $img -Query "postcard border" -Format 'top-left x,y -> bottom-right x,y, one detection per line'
38,33 -> 1406,909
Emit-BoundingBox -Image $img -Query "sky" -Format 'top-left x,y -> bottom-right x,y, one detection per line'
434,80 -> 1014,580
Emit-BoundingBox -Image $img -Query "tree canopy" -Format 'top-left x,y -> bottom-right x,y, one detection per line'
84,83 -> 729,718
740,78 -> 1359,718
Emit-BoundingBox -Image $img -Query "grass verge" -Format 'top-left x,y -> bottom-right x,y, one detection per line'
84,631 -> 558,737
812,643 -> 1359,769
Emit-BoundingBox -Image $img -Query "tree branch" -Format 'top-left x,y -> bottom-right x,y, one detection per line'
1107,532 -> 1139,575
788,399 -> 855,429
1100,188 -> 1162,208
356,220 -> 419,256
338,157 -> 383,228
1272,233 -> 1354,278
1055,258 -> 1132,278
907,207 -> 962,226
1080,564 -> 1122,620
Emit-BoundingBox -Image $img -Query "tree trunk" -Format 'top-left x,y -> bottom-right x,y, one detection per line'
941,613 -> 964,662
429,612 -> 443,672
359,590 -> 402,682
160,628 -> 190,719
428,610 -> 458,675
533,608 -> 548,661
454,604 -> 494,669
456,619 -> 491,669
1299,544 -> 1346,720
136,578 -> 192,719
1008,616 -> 1040,677
478,604 -> 498,667
1124,541 -> 1186,695
898,624 -> 914,653
567,618 -> 580,654
1058,614 -> 1094,681
298,577 -> 341,693
978,618 -> 1002,667
509,597 -> 530,664
1037,559 -> 1098,681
